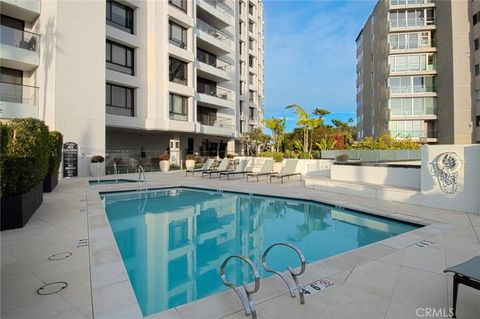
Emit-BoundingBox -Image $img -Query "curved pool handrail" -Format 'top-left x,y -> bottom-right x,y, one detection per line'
262,242 -> 306,304
220,255 -> 260,318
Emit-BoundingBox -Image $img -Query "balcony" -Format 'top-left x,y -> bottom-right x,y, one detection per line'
389,39 -> 436,54
196,116 -> 234,136
389,105 -> 437,120
196,87 -> 235,109
196,57 -> 231,82
196,20 -> 233,55
0,82 -> 39,119
196,0 -> 233,29
0,25 -> 40,71
0,0 -> 40,22
389,0 -> 435,10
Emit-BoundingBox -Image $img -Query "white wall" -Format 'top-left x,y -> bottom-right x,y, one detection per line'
331,165 -> 421,189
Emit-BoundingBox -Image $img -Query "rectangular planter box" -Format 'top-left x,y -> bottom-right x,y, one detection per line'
1,183 -> 43,230
43,174 -> 58,192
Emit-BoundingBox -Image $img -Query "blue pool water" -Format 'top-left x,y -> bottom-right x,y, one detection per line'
102,187 -> 419,316
89,179 -> 137,185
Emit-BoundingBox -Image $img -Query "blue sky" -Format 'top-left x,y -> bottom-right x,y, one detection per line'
262,0 -> 376,131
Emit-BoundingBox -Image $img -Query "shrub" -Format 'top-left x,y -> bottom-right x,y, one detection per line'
354,134 -> 421,150
272,152 -> 283,162
186,154 -> 194,160
226,154 -> 235,159
1,118 -> 50,197
47,131 -> 63,175
91,155 -> 104,163
336,154 -> 349,162
258,151 -> 274,158
159,153 -> 170,161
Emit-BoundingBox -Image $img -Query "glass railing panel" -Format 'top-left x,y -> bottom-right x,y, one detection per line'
0,82 -> 38,105
0,25 -> 40,52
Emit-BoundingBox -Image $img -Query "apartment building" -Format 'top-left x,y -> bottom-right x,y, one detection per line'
356,0 -> 477,144
0,0 -> 264,176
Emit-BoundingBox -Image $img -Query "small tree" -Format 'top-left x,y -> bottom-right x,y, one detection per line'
241,127 -> 270,156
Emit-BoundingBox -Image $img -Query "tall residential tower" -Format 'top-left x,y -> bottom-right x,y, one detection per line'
356,0 -> 477,144
0,0 -> 264,176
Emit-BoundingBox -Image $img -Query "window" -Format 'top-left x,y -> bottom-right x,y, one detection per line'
476,115 -> 480,127
249,72 -> 254,85
240,81 -> 245,94
240,120 -> 244,133
388,120 -> 424,138
169,21 -> 187,48
474,13 -> 478,25
106,41 -> 134,75
106,83 -> 134,116
0,67 -> 23,103
239,21 -> 243,35
249,90 -> 254,102
248,20 -> 254,33
249,55 -> 254,68
248,38 -> 254,50
169,93 -> 188,121
389,54 -> 435,72
239,40 -> 244,55
249,107 -> 254,119
197,106 -> 217,126
197,77 -> 217,96
390,76 -> 435,94
476,64 -> 480,76
389,9 -> 435,28
240,101 -> 244,115
389,32 -> 432,50
197,48 -> 216,66
475,39 -> 480,51
249,2 -> 254,15
169,57 -> 188,85
389,97 -> 437,116
169,0 -> 187,13
106,1 -> 134,34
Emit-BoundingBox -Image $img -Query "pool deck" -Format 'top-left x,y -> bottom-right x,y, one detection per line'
1,170 -> 479,319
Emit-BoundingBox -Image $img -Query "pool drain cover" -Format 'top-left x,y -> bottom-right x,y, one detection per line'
48,252 -> 72,261
37,282 -> 68,295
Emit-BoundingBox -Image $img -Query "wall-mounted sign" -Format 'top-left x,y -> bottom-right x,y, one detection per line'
63,142 -> 78,177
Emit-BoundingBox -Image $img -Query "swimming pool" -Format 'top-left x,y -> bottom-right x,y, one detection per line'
102,187 -> 419,316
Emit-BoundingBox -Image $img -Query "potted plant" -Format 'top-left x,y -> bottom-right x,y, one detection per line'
185,154 -> 195,170
272,152 -> 284,173
335,154 -> 349,162
1,119 -> 50,230
226,154 -> 235,159
43,131 -> 63,192
159,153 -> 170,172
90,155 -> 105,177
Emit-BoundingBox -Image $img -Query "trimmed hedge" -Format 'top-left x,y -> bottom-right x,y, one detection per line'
1,118 -> 50,197
47,131 -> 63,175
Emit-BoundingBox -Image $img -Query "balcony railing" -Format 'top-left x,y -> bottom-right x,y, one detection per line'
198,115 -> 233,129
198,86 -> 233,100
390,0 -> 435,6
0,25 -> 40,53
198,55 -> 232,72
390,105 -> 437,117
197,20 -> 233,44
389,39 -> 436,51
0,81 -> 38,105
391,130 -> 437,139
203,0 -> 233,16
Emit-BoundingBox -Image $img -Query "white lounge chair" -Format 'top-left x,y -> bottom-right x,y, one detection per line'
219,159 -> 252,180
185,158 -> 214,176
202,158 -> 230,178
246,160 -> 274,182
269,159 -> 302,184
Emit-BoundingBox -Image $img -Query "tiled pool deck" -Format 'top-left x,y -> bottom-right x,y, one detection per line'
1,171 -> 479,319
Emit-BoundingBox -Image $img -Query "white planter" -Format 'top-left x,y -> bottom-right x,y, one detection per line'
273,162 -> 283,173
185,160 -> 195,170
89,162 -> 105,177
159,160 -> 170,172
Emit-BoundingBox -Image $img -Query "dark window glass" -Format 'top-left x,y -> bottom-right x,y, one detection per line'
197,106 -> 217,126
249,107 -> 254,119
169,57 -> 187,85
197,77 -> 217,96
476,115 -> 480,127
475,39 -> 479,51
249,55 -> 254,68
476,64 -> 480,76
169,0 -> 187,12
197,49 -> 217,66
0,67 -> 23,103
106,41 -> 134,75
106,83 -> 134,116
106,1 -> 134,34
474,13 -> 478,26
169,21 -> 187,48
169,93 -> 188,121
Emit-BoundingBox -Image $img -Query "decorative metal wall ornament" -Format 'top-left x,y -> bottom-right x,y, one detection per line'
431,152 -> 462,195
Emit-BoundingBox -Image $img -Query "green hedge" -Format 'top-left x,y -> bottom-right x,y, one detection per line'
1,118 -> 50,197
47,131 -> 63,175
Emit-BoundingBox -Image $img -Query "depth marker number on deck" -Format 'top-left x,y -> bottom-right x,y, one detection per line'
302,279 -> 334,296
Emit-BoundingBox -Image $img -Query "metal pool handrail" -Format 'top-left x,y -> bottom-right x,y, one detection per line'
137,165 -> 147,191
220,255 -> 260,319
113,161 -> 118,182
262,243 -> 307,304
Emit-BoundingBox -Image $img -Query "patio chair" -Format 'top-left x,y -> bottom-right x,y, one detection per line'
269,159 -> 301,184
202,158 -> 230,178
219,159 -> 252,180
444,256 -> 480,318
246,159 -> 274,182
185,158 -> 214,176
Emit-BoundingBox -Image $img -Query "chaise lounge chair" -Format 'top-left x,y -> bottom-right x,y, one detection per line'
219,159 -> 251,180
185,158 -> 214,176
246,159 -> 274,182
444,256 -> 480,318
269,159 -> 302,184
202,158 -> 230,179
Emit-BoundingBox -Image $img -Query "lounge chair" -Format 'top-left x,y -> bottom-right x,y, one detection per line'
219,159 -> 252,180
444,256 -> 480,318
269,159 -> 301,184
202,158 -> 230,178
246,159 -> 274,182
185,159 -> 214,176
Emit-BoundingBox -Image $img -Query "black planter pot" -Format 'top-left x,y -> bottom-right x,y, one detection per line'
43,174 -> 58,192
1,183 -> 43,231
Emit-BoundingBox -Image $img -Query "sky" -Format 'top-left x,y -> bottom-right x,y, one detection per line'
262,0 -> 377,131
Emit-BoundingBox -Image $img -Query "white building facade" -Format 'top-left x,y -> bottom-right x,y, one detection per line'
0,0 -> 264,176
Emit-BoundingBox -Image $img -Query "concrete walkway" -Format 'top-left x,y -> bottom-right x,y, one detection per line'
1,170 -> 479,319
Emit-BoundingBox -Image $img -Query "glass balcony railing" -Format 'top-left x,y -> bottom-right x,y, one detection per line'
203,0 -> 233,16
197,20 -> 233,45
198,86 -> 233,100
0,25 -> 40,52
198,54 -> 232,72
0,81 -> 38,105
390,0 -> 435,6
390,130 -> 437,138
198,115 -> 233,129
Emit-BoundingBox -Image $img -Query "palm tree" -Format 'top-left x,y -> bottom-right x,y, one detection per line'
263,117 -> 285,152
286,104 -> 310,152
